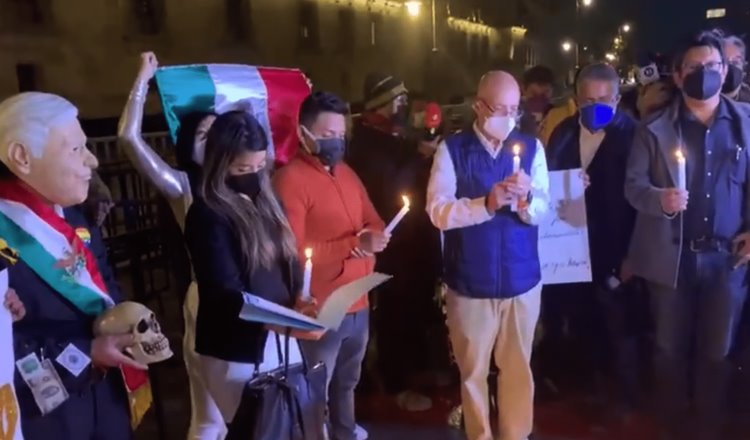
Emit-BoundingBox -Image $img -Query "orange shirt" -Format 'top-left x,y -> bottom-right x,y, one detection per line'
273,152 -> 384,313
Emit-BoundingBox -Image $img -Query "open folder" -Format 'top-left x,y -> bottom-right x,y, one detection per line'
239,272 -> 392,331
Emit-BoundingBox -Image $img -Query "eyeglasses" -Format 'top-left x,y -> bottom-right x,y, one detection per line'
682,61 -> 724,73
578,96 -> 618,106
478,99 -> 522,118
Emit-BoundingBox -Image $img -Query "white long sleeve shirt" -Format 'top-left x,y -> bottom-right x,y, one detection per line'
579,122 -> 606,170
426,125 -> 550,231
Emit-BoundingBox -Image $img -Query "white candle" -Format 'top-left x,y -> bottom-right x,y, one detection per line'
511,144 -> 521,212
301,247 -> 313,299
675,149 -> 686,191
384,195 -> 410,234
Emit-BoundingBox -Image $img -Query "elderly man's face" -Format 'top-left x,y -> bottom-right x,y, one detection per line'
474,76 -> 521,127
25,119 -> 98,207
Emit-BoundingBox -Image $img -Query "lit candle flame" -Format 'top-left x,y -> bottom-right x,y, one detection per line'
675,149 -> 685,161
512,144 -> 521,156
402,195 -> 410,208
304,248 -> 313,259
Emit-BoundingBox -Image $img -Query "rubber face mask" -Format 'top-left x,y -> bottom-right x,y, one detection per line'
682,67 -> 723,101
722,64 -> 745,94
580,103 -> 615,132
483,115 -> 516,141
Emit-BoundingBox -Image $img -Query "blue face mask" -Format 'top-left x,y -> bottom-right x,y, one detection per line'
580,103 -> 615,132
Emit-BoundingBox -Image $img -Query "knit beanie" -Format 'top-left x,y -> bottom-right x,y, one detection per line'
363,72 -> 408,111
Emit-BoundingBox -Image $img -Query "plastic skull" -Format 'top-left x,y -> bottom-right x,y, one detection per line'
93,301 -> 173,365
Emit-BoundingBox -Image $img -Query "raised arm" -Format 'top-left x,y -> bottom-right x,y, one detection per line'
118,52 -> 188,202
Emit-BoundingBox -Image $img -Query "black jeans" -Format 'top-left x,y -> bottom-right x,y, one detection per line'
648,251 -> 747,439
537,280 -> 649,406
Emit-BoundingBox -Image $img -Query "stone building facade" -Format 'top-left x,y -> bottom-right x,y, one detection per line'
0,0 -> 535,118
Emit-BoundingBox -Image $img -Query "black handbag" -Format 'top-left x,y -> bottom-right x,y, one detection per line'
226,260 -> 328,440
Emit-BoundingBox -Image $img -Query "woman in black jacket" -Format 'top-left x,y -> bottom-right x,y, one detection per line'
184,110 -> 320,429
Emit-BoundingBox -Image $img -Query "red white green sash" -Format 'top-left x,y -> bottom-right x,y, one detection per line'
0,180 -> 151,427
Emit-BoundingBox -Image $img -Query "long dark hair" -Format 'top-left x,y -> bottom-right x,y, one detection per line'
200,111 -> 297,273
175,111 -> 216,192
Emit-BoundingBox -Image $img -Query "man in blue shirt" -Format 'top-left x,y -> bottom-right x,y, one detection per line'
625,30 -> 750,440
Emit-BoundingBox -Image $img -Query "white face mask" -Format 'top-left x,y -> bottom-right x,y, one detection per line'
482,115 -> 516,142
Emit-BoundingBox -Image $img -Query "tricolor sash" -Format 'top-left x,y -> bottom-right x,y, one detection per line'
0,180 -> 151,428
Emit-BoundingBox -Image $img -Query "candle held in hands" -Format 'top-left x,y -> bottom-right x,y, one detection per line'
512,144 -> 521,173
675,149 -> 686,191
511,144 -> 521,212
301,248 -> 313,300
384,195 -> 410,235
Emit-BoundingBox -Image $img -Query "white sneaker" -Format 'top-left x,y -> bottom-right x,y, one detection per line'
395,390 -> 433,412
355,424 -> 368,440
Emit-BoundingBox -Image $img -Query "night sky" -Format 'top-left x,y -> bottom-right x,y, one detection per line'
490,0 -> 749,59
612,0 -> 747,52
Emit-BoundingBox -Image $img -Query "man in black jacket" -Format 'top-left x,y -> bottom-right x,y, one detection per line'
543,63 -> 641,411
348,73 -> 443,410
0,92 -> 146,439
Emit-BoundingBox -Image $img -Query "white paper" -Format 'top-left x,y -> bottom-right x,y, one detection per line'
0,269 -> 24,439
55,343 -> 91,378
239,293 -> 326,331
538,169 -> 592,285
316,273 -> 392,330
239,273 -> 391,331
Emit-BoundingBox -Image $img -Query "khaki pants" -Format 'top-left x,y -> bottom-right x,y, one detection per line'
446,283 -> 542,440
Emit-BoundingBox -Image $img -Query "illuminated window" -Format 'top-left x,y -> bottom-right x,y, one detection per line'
706,8 -> 726,19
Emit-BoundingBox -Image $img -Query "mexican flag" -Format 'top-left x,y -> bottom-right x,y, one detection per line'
154,64 -> 311,166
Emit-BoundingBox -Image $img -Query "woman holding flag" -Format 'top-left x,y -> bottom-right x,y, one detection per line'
117,53 -> 312,439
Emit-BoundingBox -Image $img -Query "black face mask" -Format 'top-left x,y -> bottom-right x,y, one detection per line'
722,64 -> 745,94
682,67 -> 723,101
392,105 -> 409,127
226,172 -> 261,199
314,138 -> 346,167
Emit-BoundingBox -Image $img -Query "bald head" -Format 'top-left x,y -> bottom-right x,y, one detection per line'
478,71 -> 520,101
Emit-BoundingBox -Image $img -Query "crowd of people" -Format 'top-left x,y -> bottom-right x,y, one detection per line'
0,25 -> 748,440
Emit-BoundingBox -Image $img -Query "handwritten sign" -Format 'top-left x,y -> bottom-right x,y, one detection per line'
0,269 -> 21,440
538,169 -> 592,284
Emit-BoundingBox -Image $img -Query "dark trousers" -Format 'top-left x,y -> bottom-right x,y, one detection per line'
648,251 -> 747,439
374,273 -> 444,393
21,373 -> 131,440
300,310 -> 369,440
537,280 -> 649,407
